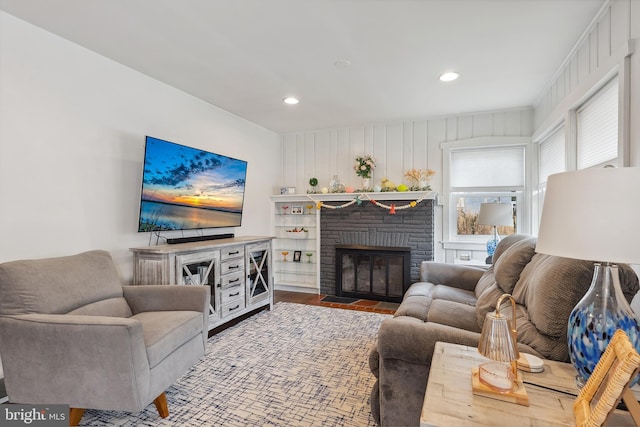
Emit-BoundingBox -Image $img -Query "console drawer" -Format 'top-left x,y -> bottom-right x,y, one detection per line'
221,246 -> 243,261
221,272 -> 244,289
221,259 -> 244,275
221,300 -> 245,317
220,285 -> 245,304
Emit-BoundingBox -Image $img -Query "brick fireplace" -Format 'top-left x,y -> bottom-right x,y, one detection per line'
320,198 -> 434,297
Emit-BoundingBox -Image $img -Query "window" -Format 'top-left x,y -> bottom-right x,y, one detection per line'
448,145 -> 525,241
450,147 -> 525,188
539,126 -> 565,185
537,126 -> 565,215
576,76 -> 618,169
453,194 -> 516,237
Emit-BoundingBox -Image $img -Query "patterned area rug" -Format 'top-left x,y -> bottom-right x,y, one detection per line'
81,302 -> 389,426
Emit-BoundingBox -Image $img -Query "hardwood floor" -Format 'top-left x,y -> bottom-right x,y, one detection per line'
274,290 -> 398,315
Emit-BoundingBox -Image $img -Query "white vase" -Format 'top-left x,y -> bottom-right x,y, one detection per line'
362,177 -> 371,190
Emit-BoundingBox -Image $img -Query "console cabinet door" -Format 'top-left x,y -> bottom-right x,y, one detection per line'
246,241 -> 272,307
175,250 -> 221,325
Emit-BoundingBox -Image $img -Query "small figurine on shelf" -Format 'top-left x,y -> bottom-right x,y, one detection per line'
308,177 -> 319,194
282,251 -> 289,262
306,252 -> 313,263
306,204 -> 314,215
329,175 -> 345,193
282,205 -> 289,215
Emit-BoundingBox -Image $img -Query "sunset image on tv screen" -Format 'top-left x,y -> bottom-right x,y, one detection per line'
138,136 -> 247,231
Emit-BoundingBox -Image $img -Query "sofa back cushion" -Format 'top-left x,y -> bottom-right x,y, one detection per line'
492,234 -> 531,264
523,255 -> 594,338
474,236 -> 536,328
0,250 -> 129,316
494,237 -> 537,294
510,254 -> 639,361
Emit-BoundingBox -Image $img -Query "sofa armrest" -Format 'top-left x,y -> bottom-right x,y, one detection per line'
377,316 -> 482,365
420,261 -> 485,292
0,313 -> 150,409
123,285 -> 209,314
377,315 -> 543,365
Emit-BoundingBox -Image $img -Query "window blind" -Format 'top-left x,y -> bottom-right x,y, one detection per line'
450,146 -> 524,188
539,126 -> 565,184
576,77 -> 618,169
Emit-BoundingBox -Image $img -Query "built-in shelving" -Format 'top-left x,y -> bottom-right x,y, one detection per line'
271,198 -> 320,293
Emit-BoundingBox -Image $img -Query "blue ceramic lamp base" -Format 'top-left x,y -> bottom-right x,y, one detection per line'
568,263 -> 640,387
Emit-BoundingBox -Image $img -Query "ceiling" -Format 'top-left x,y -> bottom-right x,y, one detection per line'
0,0 -> 605,134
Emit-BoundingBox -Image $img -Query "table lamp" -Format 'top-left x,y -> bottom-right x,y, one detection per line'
478,203 -> 513,262
536,167 -> 640,387
473,293 -> 529,405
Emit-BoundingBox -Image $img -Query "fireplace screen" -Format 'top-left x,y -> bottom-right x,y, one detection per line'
336,245 -> 410,302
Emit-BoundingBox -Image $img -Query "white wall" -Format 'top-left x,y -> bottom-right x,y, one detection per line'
282,110 -> 532,194
281,109 -> 533,261
0,12 -> 281,282
533,0 -> 639,169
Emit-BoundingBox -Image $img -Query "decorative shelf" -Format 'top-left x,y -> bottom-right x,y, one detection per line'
270,191 -> 437,203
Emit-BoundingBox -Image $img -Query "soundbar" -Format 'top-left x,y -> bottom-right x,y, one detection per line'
167,233 -> 235,244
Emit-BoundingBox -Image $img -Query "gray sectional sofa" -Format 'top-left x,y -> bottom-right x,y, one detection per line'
369,234 -> 640,426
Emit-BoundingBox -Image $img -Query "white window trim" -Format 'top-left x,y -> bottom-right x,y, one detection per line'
441,137 -> 532,245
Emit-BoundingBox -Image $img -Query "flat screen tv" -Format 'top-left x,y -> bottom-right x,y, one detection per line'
137,136 -> 248,232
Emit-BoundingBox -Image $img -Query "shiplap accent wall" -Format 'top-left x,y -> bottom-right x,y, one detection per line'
533,0 -> 634,141
281,108 -> 533,196
281,108 -> 532,262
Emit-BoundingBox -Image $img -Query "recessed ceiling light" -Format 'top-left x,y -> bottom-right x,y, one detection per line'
334,59 -> 352,69
439,72 -> 459,82
283,97 -> 299,105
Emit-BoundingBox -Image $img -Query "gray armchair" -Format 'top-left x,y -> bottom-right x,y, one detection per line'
0,250 -> 209,425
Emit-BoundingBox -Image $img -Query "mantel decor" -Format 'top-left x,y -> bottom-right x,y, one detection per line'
354,155 -> 375,190
306,192 -> 432,214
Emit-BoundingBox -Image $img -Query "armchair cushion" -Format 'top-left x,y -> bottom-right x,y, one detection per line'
67,298 -> 133,317
132,310 -> 204,368
0,250 -> 124,315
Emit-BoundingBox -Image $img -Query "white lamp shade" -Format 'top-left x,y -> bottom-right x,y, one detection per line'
478,203 -> 513,227
536,167 -> 640,265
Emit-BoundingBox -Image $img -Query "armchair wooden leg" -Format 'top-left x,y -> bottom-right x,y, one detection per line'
153,392 -> 169,418
69,408 -> 84,426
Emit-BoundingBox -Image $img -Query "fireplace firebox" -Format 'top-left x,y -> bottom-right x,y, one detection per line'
336,245 -> 411,303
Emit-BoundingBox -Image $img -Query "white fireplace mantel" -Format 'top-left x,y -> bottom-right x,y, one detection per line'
270,191 -> 437,203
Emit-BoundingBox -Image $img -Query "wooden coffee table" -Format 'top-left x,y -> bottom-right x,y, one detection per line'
421,342 -> 636,426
